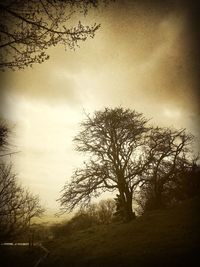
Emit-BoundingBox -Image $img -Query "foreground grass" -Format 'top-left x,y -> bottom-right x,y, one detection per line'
41,197 -> 200,267
0,245 -> 44,267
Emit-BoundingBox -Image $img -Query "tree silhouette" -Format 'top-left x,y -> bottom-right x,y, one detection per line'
0,120 -> 9,153
0,163 -> 44,242
0,0 -> 111,70
137,127 -> 197,211
59,108 -> 199,219
96,199 -> 115,224
60,107 -> 150,221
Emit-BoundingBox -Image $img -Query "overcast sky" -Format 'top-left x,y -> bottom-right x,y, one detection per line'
0,0 -> 199,215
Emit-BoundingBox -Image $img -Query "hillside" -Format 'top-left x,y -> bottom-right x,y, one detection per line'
41,197 -> 200,267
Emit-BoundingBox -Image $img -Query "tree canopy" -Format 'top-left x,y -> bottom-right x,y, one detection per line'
0,0 -> 111,70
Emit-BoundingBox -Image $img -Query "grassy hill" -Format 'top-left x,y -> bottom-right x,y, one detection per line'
41,197 -> 200,267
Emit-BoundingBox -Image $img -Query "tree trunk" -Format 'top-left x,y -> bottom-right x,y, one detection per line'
118,189 -> 135,222
124,191 -> 135,221
154,192 -> 164,209
153,179 -> 165,209
117,171 -> 135,221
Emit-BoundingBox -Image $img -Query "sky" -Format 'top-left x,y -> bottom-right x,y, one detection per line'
0,0 -> 199,216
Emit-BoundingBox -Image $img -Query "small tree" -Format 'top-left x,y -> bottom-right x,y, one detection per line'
97,199 -> 115,224
0,0 -> 111,70
60,107 -> 150,221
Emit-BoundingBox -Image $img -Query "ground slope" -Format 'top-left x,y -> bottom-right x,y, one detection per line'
42,197 -> 200,267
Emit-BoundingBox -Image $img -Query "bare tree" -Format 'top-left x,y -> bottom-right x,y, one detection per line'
59,107 -> 150,221
0,120 -> 10,155
96,199 -> 115,224
0,120 -> 19,158
0,163 -> 44,242
136,127 -> 197,211
0,0 -> 111,70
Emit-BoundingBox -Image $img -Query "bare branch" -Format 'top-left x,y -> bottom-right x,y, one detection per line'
0,0 -> 111,70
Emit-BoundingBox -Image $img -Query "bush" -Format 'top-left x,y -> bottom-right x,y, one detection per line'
51,199 -> 116,238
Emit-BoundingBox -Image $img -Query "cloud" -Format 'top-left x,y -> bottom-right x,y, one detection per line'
1,0 -> 198,113
0,64 -> 80,105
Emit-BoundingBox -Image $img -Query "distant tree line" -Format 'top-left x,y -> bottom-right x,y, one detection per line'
59,107 -> 200,222
0,120 -> 44,243
51,199 -> 115,238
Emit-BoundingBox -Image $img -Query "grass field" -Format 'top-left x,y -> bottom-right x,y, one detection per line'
40,197 -> 200,267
